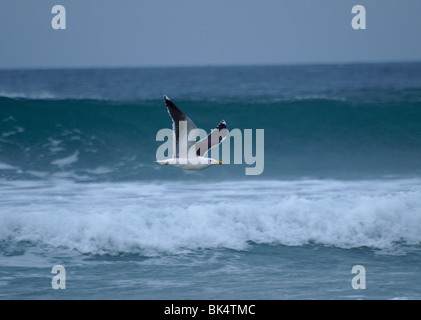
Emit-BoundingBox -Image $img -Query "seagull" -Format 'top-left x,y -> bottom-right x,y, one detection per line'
157,95 -> 227,170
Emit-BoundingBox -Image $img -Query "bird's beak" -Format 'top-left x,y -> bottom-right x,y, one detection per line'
218,161 -> 222,165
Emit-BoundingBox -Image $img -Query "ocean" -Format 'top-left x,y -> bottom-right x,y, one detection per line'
1,63 -> 421,300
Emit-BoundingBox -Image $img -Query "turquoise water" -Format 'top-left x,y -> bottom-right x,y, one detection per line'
1,63 -> 421,299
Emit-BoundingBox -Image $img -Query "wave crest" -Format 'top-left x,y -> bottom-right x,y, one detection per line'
1,180 -> 420,255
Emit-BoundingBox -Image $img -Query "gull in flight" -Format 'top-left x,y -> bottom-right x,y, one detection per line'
157,95 -> 227,170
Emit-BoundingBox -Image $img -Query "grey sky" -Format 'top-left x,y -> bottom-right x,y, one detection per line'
1,0 -> 421,69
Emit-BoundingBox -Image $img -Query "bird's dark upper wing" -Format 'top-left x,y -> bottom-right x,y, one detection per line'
164,95 -> 197,158
194,120 -> 227,157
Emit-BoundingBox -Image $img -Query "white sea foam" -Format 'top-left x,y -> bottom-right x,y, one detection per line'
2,126 -> 25,138
51,151 -> 79,168
84,167 -> 114,175
2,116 -> 17,122
0,91 -> 58,100
0,179 -> 420,255
0,162 -> 17,170
44,138 -> 64,154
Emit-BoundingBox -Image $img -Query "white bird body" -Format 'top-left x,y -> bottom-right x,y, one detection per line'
157,96 -> 227,171
157,157 -> 221,170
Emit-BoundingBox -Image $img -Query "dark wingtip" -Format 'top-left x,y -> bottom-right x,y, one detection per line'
217,120 -> 227,130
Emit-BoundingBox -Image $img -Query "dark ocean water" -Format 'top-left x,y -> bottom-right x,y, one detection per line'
1,63 -> 421,300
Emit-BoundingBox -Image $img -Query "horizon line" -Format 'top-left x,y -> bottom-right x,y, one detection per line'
1,59 -> 421,72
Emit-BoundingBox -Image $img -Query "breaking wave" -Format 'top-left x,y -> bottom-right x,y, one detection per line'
1,179 -> 420,255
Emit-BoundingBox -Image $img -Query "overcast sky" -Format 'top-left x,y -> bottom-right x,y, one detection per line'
1,0 -> 421,69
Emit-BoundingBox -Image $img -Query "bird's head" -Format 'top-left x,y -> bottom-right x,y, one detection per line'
209,159 -> 222,165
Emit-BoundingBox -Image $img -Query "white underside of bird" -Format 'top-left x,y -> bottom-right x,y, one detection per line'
156,95 -> 227,170
157,157 -> 222,170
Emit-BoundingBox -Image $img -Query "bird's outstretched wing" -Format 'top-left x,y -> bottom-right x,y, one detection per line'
164,95 -> 197,158
194,120 -> 227,157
